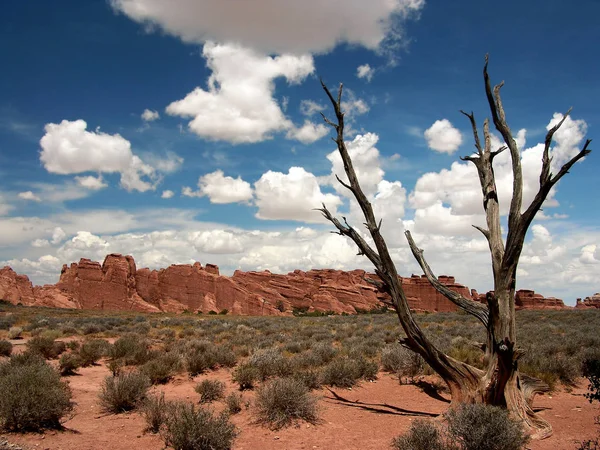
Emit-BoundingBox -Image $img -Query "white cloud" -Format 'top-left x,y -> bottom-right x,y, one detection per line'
183,170 -> 253,204
255,167 -> 341,223
75,175 -> 108,190
326,133 -> 384,197
356,64 -> 375,81
190,229 -> 244,254
579,244 -> 599,265
286,120 -> 329,144
142,151 -> 184,174
18,191 -> 41,202
424,119 -> 463,153
0,195 -> 11,216
40,119 -> 159,192
300,100 -> 325,117
51,227 -> 66,245
166,43 -> 314,144
141,109 -> 160,121
31,239 -> 50,248
110,0 -> 425,55
341,90 -> 370,117
161,190 -> 174,199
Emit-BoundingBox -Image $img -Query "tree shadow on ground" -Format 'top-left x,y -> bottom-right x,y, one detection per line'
323,388 -> 439,417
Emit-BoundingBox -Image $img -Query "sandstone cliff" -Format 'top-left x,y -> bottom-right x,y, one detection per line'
0,253 -> 569,315
576,293 -> 600,309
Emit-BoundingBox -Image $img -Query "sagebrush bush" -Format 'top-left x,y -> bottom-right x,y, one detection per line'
445,403 -> 530,450
247,348 -> 293,380
321,357 -> 361,388
0,354 -> 73,431
391,419 -> 447,450
254,377 -> 319,429
162,402 -> 237,450
293,369 -> 322,390
142,392 -> 169,433
27,335 -> 66,359
110,334 -> 150,365
141,353 -> 181,384
225,392 -> 242,415
583,358 -> 600,403
78,339 -> 109,366
59,352 -> 82,375
232,363 -> 259,390
98,371 -> 150,413
7,326 -> 22,339
0,340 -> 12,357
195,379 -> 225,403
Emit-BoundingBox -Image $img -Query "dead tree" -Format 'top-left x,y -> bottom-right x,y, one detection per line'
318,56 -> 591,439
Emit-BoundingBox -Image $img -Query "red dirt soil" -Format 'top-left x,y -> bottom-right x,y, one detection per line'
1,349 -> 598,450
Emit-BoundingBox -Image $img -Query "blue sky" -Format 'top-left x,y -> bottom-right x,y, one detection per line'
0,0 -> 598,305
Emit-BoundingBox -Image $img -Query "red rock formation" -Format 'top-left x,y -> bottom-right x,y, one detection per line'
0,254 -> 570,315
0,266 -> 36,305
576,293 -> 600,309
514,289 -> 566,310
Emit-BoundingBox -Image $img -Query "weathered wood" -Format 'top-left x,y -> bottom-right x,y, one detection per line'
319,56 -> 591,440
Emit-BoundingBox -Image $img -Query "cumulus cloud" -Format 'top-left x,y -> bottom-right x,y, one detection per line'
286,120 -> 329,144
18,191 -> 41,202
75,175 -> 108,190
190,229 -> 244,254
356,64 -> 375,81
39,119 -> 160,192
183,170 -> 253,204
255,167 -> 341,223
166,42 -> 314,144
299,100 -> 326,117
424,119 -> 463,153
326,133 -> 383,197
161,190 -> 174,199
110,0 -> 425,55
141,109 -> 160,121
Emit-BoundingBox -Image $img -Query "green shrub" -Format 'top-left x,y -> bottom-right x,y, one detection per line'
247,348 -> 292,380
7,327 -> 22,340
79,339 -> 109,366
293,369 -> 322,390
254,377 -> 319,429
162,402 -> 237,450
142,392 -> 169,433
445,403 -> 529,450
195,379 -> 225,403
98,372 -> 151,413
0,355 -> 73,431
110,334 -> 150,365
141,353 -> 181,384
59,353 -> 82,375
225,392 -> 242,415
232,363 -> 259,390
27,335 -> 66,359
321,358 -> 361,388
392,420 -> 447,450
0,340 -> 12,357
583,358 -> 600,403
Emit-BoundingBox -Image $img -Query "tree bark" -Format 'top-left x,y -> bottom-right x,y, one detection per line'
318,55 -> 591,440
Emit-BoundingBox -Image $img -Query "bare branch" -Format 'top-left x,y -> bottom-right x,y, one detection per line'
540,107 -> 572,184
472,225 -> 490,240
521,139 -> 592,228
316,204 -> 382,270
405,230 -> 489,327
335,174 -> 353,192
460,110 -> 483,155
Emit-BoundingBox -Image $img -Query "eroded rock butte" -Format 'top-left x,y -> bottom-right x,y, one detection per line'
1,254 -> 571,314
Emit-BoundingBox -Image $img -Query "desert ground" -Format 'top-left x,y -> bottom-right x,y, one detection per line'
1,304 -> 599,450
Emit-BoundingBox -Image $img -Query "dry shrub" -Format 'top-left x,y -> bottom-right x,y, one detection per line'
195,379 -> 225,404
254,377 -> 319,429
0,354 -> 73,431
99,371 -> 150,413
162,401 -> 237,450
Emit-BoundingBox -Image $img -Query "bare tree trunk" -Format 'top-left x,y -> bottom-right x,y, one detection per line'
318,55 -> 591,440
